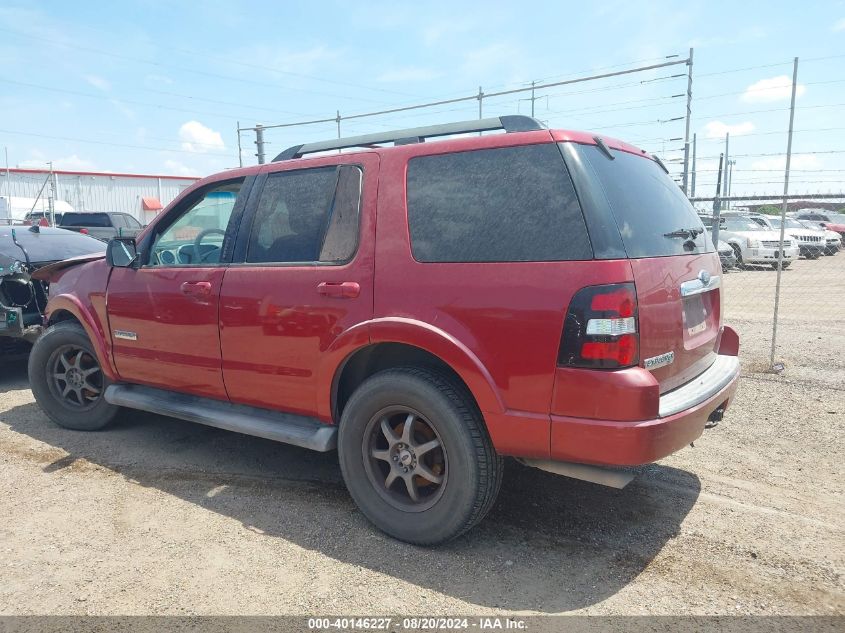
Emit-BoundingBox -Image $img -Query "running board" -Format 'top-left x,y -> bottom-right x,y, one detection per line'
104,384 -> 337,452
519,458 -> 635,489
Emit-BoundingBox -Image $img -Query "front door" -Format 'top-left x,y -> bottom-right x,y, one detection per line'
107,178 -> 248,400
219,155 -> 377,416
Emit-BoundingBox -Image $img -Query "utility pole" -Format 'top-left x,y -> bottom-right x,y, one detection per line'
3,146 -> 9,224
769,57 -> 799,371
48,161 -> 56,226
530,81 -> 536,117
690,133 -> 697,198
255,124 -> 266,165
722,132 -> 730,210
711,153 -> 724,246
236,121 -> 243,168
477,86 -> 483,120
681,47 -> 694,195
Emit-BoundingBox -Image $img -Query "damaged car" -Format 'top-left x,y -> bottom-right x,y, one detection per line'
0,225 -> 106,353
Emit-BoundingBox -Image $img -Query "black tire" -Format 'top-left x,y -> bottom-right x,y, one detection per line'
338,367 -> 502,545
28,321 -> 119,431
730,244 -> 744,269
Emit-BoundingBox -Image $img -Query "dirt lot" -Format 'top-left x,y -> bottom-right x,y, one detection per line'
0,255 -> 843,616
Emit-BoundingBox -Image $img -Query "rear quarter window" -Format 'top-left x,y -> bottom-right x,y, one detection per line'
406,144 -> 592,262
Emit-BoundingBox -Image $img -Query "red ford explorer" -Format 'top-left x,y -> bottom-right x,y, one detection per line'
28,116 -> 740,544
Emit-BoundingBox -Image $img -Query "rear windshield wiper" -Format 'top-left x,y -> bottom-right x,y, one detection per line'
664,227 -> 703,239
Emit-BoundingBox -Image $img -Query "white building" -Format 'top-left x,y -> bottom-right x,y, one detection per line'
0,168 -> 199,224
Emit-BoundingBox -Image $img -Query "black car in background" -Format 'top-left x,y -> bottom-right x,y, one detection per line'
58,212 -> 144,241
0,225 -> 105,353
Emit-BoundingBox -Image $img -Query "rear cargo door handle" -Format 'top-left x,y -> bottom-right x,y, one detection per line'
180,281 -> 212,297
317,281 -> 360,299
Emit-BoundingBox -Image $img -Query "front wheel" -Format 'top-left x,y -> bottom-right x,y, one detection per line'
338,367 -> 502,545
28,321 -> 119,431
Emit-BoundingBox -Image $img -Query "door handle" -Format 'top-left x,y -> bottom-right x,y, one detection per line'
317,281 -> 360,298
180,281 -> 213,297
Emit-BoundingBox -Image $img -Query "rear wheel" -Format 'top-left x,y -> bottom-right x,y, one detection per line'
730,244 -> 744,269
338,367 -> 502,545
28,321 -> 119,431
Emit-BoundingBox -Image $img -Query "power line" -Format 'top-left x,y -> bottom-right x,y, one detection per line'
0,128 -> 233,158
0,76 -> 272,123
244,57 -> 690,132
0,26 -> 404,106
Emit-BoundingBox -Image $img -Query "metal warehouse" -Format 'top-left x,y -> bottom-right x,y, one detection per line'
0,168 -> 199,224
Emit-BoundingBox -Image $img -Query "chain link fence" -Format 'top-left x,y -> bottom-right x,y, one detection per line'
694,195 -> 845,371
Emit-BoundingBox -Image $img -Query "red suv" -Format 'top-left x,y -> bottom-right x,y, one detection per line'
28,116 -> 740,544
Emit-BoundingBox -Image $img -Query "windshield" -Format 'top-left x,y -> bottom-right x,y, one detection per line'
570,143 -> 712,257
724,218 -> 765,231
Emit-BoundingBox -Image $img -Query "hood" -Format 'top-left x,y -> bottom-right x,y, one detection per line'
30,252 -> 106,282
0,225 -> 105,265
724,229 -> 789,241
785,229 -> 824,239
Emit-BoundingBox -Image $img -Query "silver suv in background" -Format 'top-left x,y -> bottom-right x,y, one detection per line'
719,216 -> 798,269
750,215 -> 825,259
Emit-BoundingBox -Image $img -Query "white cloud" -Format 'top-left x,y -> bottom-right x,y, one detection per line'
834,18 -> 845,32
703,120 -> 755,139
741,75 -> 806,103
145,73 -> 174,86
750,154 -> 822,171
163,160 -> 200,177
84,75 -> 110,92
377,67 -> 441,82
109,98 -> 136,121
19,154 -> 97,171
178,121 -> 225,153
461,43 -> 520,76
422,20 -> 472,46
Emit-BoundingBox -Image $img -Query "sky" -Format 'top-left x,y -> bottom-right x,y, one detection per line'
0,0 -> 843,199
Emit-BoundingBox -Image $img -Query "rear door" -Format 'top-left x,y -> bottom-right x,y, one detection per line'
569,143 -> 721,393
219,154 -> 377,416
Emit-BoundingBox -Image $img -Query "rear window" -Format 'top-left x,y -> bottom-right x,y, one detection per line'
61,213 -> 111,227
406,144 -> 592,262
573,144 -> 713,257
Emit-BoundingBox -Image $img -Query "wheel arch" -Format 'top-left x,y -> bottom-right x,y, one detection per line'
44,295 -> 118,381
318,318 -> 505,423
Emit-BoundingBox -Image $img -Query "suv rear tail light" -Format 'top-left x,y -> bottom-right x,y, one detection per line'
558,283 -> 639,369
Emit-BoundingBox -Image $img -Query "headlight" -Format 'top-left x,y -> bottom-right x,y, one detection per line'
747,238 -> 761,248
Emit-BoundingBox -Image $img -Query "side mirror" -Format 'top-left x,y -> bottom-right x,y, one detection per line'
106,237 -> 138,268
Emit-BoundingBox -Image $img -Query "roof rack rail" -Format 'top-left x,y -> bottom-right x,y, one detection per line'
272,115 -> 546,162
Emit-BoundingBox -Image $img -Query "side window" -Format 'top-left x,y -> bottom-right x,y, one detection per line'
111,215 -> 126,229
149,180 -> 243,266
406,144 -> 592,262
246,165 -> 362,264
123,214 -> 142,228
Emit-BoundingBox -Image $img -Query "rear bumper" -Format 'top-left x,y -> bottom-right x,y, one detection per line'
548,354 -> 740,466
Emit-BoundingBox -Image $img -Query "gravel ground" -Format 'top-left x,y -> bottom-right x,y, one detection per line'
0,255 -> 843,616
